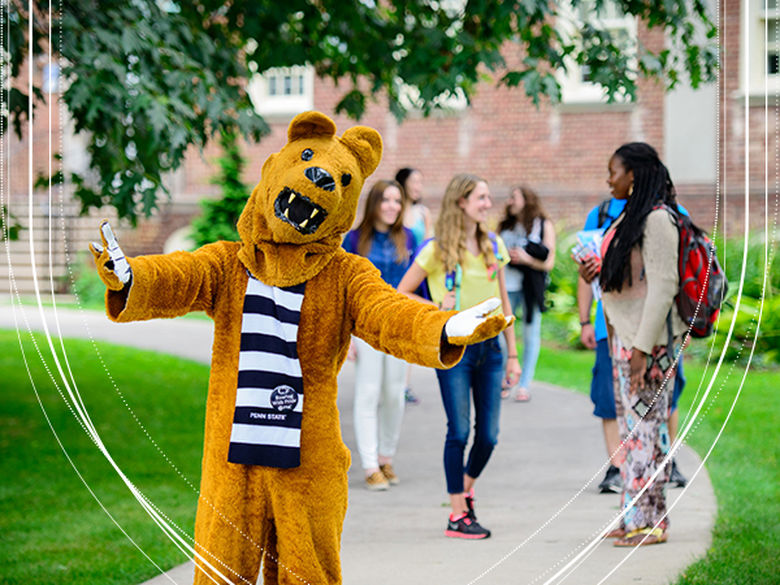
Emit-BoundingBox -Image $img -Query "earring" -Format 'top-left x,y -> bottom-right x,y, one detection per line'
628,183 -> 634,197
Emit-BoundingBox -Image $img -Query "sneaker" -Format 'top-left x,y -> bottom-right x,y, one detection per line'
598,465 -> 623,494
445,513 -> 491,540
365,471 -> 389,491
668,459 -> 688,488
379,463 -> 400,485
404,387 -> 420,404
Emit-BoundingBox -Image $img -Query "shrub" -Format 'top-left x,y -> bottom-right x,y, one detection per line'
543,229 -> 779,365
69,251 -> 109,309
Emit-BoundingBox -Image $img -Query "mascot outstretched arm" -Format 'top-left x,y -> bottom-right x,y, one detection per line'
91,111 -> 510,585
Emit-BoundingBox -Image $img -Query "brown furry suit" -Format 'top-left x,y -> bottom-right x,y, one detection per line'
93,112 -> 507,585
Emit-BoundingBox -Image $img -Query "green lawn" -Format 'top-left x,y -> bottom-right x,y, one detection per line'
0,330 -> 210,585
2,331 -> 777,584
534,342 -> 779,585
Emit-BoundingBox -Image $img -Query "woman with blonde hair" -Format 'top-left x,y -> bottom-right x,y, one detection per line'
398,173 -> 520,539
343,179 -> 418,490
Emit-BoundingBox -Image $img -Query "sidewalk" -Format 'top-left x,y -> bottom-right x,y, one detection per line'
1,299 -> 716,585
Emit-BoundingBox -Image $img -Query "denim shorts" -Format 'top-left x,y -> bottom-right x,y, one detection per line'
590,338 -> 616,419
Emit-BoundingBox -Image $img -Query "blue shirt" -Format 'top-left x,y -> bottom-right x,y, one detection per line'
584,199 -> 688,341
343,228 -> 417,288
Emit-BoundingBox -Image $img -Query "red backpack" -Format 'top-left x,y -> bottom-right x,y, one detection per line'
657,204 -> 728,338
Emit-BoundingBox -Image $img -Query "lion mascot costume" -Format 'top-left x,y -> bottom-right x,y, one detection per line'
91,111 -> 510,585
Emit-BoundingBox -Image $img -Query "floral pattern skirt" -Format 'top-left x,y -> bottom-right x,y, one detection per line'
611,333 -> 679,533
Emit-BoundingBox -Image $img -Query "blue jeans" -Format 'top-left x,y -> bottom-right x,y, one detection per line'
507,289 -> 542,389
436,337 -> 504,494
671,356 -> 686,412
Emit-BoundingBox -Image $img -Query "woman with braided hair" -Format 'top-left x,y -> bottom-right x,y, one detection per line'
599,142 -> 688,547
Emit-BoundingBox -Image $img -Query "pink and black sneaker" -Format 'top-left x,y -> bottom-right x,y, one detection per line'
445,512 -> 491,539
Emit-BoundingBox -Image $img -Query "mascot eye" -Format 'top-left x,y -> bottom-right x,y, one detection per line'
301,149 -> 314,161
341,173 -> 352,187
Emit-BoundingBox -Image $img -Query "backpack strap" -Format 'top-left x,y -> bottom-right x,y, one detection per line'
445,264 -> 463,311
597,199 -> 612,228
413,237 -> 461,307
488,231 -> 503,262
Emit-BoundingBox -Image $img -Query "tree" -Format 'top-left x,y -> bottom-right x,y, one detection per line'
2,0 -> 717,225
190,131 -> 249,248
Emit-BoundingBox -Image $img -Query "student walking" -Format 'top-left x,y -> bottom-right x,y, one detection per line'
578,196 -> 690,495
343,180 -> 418,491
598,143 -> 688,546
396,167 -> 433,405
498,185 -> 556,402
398,174 -> 520,539
577,195 -> 626,494
396,167 -> 433,244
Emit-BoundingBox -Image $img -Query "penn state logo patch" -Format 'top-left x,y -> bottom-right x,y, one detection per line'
270,385 -> 299,412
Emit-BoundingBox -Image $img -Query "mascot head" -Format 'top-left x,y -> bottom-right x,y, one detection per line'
237,111 -> 382,286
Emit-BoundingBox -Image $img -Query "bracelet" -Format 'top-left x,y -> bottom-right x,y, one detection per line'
507,354 -> 518,359
580,320 -> 591,326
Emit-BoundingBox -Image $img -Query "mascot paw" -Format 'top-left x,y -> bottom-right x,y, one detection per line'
89,220 -> 132,291
444,298 -> 514,346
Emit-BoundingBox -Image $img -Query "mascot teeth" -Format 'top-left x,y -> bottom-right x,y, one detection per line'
274,187 -> 328,235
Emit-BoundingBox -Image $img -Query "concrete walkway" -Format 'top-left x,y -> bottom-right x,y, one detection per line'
1,298 -> 716,585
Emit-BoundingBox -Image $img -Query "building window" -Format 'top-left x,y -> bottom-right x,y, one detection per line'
764,0 -> 779,76
395,81 -> 469,115
247,65 -> 314,117
744,0 -> 780,95
764,1 -> 778,77
557,0 -> 637,105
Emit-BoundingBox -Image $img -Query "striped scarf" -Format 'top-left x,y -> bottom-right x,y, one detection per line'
227,275 -> 306,468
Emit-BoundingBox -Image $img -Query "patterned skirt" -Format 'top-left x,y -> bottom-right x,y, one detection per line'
611,333 -> 679,533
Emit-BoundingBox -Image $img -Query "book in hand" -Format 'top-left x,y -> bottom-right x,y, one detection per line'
571,229 -> 604,264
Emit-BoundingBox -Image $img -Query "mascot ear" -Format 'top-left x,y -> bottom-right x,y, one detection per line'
341,126 -> 383,178
260,152 -> 277,177
288,111 -> 337,142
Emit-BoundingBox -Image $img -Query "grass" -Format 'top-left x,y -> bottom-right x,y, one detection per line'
532,341 -> 779,585
0,329 -> 210,585
13,295 -> 212,321
2,329 -> 777,584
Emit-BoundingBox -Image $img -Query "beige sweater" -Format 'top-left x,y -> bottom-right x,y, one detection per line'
601,208 -> 688,354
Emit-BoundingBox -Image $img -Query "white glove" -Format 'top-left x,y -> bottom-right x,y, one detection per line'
445,297 -> 504,340
90,221 -> 132,285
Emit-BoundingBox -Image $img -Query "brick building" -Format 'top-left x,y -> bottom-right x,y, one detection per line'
2,0 -> 775,294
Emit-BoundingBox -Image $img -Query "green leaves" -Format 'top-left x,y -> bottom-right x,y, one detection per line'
1,205 -> 22,241
5,0 -> 719,224
190,131 -> 249,248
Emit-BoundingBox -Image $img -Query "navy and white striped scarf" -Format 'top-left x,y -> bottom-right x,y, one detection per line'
227,275 -> 306,468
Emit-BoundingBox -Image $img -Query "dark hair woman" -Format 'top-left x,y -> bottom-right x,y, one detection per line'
343,179 -> 417,491
599,142 -> 688,547
497,185 -> 556,402
395,167 -> 433,244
